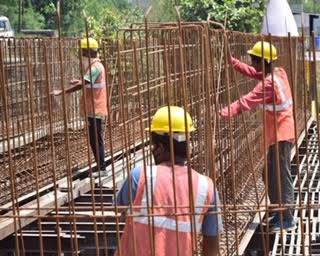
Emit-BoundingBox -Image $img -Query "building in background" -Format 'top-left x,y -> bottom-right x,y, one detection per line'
290,4 -> 320,37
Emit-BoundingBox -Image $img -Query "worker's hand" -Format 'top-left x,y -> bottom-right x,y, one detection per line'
50,90 -> 62,96
70,79 -> 80,85
219,107 -> 231,119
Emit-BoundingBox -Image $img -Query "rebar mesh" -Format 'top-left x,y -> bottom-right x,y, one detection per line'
0,22 -> 318,256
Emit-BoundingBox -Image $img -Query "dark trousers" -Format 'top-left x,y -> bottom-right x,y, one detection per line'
88,117 -> 106,171
264,141 -> 294,221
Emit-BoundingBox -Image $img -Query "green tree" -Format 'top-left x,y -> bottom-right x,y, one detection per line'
303,1 -> 320,13
148,0 -> 177,22
86,6 -> 143,38
30,0 -> 85,36
0,0 -> 46,31
288,0 -> 320,13
0,0 -> 143,36
179,0 -> 266,33
0,0 -> 19,28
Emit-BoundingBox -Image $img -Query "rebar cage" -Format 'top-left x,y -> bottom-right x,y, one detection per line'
0,21 -> 319,255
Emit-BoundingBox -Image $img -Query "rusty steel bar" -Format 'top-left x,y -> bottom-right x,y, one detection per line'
260,36 -> 270,251
288,33 -> 306,255
222,30 -> 240,256
116,39 -> 138,256
56,1 -> 79,254
163,39 -> 181,255
0,39 -> 22,256
268,34 -> 285,256
143,10 -> 157,256
210,29 -> 231,255
25,39 -> 45,256
43,40 -> 62,256
211,20 -> 267,254
82,11 -> 104,255
2,202 -> 320,217
3,202 -> 320,212
102,37 -> 123,256
175,7 -> 199,254
230,36 -> 267,255
203,31 -> 222,254
311,30 -> 320,255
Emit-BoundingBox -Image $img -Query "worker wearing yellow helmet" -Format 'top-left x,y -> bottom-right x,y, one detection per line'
115,106 -> 223,256
220,41 -> 296,232
51,38 -> 109,178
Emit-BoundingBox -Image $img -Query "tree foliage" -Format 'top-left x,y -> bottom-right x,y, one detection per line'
0,0 -> 275,36
87,7 -> 143,38
179,0 -> 266,33
0,0 -> 45,30
303,1 -> 320,13
148,0 -> 177,22
288,0 -> 320,13
0,0 -> 143,36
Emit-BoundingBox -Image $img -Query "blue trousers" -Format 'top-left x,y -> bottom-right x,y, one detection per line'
88,117 -> 106,171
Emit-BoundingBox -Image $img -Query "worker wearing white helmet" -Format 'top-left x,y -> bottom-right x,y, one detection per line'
51,38 -> 108,178
116,106 -> 223,256
220,41 -> 296,232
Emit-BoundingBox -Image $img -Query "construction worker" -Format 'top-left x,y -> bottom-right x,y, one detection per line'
51,38 -> 108,177
220,41 -> 296,232
115,106 -> 222,256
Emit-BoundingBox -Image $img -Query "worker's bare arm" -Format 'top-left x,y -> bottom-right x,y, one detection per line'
202,235 -> 219,256
50,80 -> 82,96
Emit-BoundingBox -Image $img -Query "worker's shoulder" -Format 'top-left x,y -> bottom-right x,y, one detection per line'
265,67 -> 288,82
130,165 -> 143,176
197,172 -> 214,185
92,59 -> 105,69
274,66 -> 287,74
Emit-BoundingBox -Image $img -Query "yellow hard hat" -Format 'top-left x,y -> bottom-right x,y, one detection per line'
247,41 -> 277,62
149,106 -> 195,133
81,38 -> 99,50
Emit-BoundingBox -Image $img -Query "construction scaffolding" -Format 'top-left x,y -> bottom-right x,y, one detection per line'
0,16 -> 319,255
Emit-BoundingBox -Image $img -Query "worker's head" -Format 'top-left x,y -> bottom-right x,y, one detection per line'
80,37 -> 99,58
148,106 -> 195,165
247,41 -> 277,72
80,38 -> 98,70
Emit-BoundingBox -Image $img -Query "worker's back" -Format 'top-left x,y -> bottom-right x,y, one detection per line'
116,163 -> 213,256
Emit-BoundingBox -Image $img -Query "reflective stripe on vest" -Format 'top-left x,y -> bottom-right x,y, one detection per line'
85,82 -> 106,89
259,75 -> 293,112
132,166 -> 209,233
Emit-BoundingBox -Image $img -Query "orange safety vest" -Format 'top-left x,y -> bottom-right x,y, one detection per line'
259,68 -> 294,147
80,59 -> 107,117
115,164 -> 214,256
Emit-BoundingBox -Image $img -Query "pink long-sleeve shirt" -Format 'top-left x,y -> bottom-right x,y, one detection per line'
221,58 -> 274,117
221,57 -> 295,146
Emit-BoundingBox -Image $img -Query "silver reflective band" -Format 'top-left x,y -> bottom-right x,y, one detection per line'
135,166 -> 209,233
259,97 -> 293,112
139,166 -> 157,215
193,174 -> 209,232
85,82 -> 106,88
264,98 -> 293,111
132,213 -> 192,233
273,76 -> 286,103
259,75 -> 292,112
